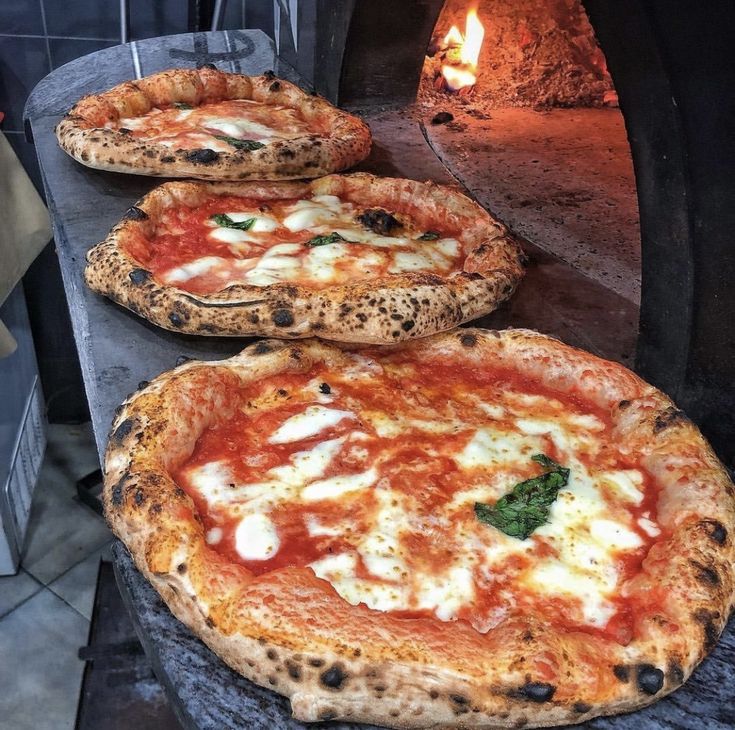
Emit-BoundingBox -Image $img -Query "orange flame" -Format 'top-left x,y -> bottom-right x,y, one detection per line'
441,8 -> 485,91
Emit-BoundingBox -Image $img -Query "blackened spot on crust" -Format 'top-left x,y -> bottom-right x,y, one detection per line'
263,70 -> 276,79
272,309 -> 294,327
111,482 -> 124,507
653,407 -> 689,433
694,608 -> 721,651
374,684 -> 386,693
356,312 -> 368,323
128,268 -> 150,284
176,563 -> 187,574
112,418 -> 135,444
636,665 -> 664,695
278,147 -> 295,159
277,388 -> 288,397
460,333 -> 477,347
175,355 -> 192,367
357,209 -> 401,236
573,702 -> 592,713
701,519 -> 728,545
267,649 -> 278,660
133,489 -> 145,506
519,682 -> 555,703
613,665 -> 630,682
169,311 -> 184,327
320,664 -> 347,689
185,148 -> 219,164
161,155 -> 175,163
401,319 -> 415,332
668,660 -> 685,685
286,660 -> 301,681
690,559 -> 721,586
269,81 -> 281,91
143,149 -> 155,158
318,709 -> 338,721
124,206 -> 148,221
308,658 -> 325,667
449,694 -> 468,705
253,341 -> 272,355
268,675 -> 277,686
119,128 -> 132,134
514,718 -> 529,728
618,399 -> 631,409
201,62 -> 217,69
319,383 -> 331,394
429,690 -> 439,699
137,380 -> 149,390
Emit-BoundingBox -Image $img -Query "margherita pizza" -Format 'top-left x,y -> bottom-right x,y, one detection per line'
84,173 -> 525,342
55,68 -> 371,180
104,328 -> 735,729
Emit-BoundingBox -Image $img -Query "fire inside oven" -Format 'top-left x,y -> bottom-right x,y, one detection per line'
417,0 -> 640,308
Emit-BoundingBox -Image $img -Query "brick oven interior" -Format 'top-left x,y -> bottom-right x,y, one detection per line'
418,0 -> 640,307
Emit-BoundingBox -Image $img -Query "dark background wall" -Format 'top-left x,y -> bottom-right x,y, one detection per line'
0,0 -> 269,422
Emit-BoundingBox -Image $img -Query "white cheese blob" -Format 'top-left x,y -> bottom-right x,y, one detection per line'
162,256 -> 224,284
301,468 -> 378,502
416,566 -> 476,622
235,513 -> 280,560
269,406 -> 355,444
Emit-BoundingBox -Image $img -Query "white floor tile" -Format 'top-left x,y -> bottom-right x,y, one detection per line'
0,588 -> 89,730
0,568 -> 42,618
49,544 -> 111,620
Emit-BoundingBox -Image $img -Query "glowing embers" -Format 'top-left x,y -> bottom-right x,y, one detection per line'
436,8 -> 486,93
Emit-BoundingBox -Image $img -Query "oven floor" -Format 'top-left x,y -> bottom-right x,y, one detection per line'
417,105 -> 640,304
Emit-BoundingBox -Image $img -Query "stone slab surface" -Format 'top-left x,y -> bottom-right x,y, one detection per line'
26,31 -> 734,730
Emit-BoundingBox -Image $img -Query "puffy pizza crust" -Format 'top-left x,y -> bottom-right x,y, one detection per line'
55,68 -> 371,180
104,328 -> 735,729
84,173 -> 526,343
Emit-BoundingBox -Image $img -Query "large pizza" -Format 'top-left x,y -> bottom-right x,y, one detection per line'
55,68 -> 371,180
104,328 -> 735,728
84,173 -> 525,342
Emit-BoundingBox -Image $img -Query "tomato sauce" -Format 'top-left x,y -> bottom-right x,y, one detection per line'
174,351 -> 662,643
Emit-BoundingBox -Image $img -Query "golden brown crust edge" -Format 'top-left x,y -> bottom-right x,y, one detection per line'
84,174 -> 527,343
103,328 -> 735,729
55,68 -> 371,180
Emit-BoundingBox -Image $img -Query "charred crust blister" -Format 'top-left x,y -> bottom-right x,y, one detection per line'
184,148 -> 219,164
320,664 -> 347,690
128,268 -> 150,285
613,665 -> 630,682
253,341 -> 272,355
701,519 -> 728,546
111,418 -> 135,444
271,309 -> 294,327
518,682 -> 556,703
668,660 -> 685,685
636,665 -> 665,695
460,332 -> 478,347
123,206 -> 148,221
689,559 -> 721,587
573,702 -> 592,714
694,608 -> 721,651
653,406 -> 689,433
319,382 -> 331,394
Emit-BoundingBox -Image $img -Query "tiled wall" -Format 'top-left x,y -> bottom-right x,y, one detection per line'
0,0 -> 256,422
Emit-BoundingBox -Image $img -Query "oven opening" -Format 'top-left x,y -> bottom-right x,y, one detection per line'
417,0 -> 640,307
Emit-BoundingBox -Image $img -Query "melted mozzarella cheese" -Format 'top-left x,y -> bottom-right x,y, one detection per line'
235,513 -> 280,560
455,428 -> 542,470
269,406 -> 355,444
301,468 -> 378,502
162,256 -> 224,284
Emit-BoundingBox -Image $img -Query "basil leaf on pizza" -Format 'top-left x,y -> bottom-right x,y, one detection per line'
213,135 -> 266,151
210,213 -> 256,230
305,231 -> 346,247
475,454 -> 570,539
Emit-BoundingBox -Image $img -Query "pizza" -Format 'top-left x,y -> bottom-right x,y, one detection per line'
55,67 -> 371,180
84,173 -> 525,342
104,328 -> 735,728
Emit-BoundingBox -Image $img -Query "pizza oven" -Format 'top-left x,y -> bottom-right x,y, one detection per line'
269,0 -> 735,468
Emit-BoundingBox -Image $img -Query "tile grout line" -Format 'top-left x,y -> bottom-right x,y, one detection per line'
0,32 -> 117,42
36,0 -> 52,71
0,572 -> 45,621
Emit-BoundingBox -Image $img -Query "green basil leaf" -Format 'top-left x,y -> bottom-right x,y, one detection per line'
213,135 -> 266,151
174,102 -> 193,110
306,232 -> 346,247
474,454 -> 570,540
418,231 -> 440,240
210,213 -> 256,230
